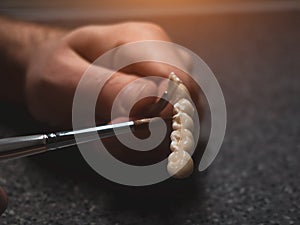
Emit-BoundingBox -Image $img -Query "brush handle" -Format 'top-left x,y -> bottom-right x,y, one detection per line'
0,134 -> 49,160
0,120 -> 136,161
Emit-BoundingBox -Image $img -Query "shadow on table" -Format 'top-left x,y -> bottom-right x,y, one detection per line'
0,101 -> 209,218
30,138 -> 208,212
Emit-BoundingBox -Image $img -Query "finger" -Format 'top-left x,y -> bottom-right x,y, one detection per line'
66,22 -> 198,102
66,24 -> 121,62
109,117 -> 132,124
122,62 -> 197,95
36,49 -> 160,127
118,48 -> 191,79
26,46 -> 92,128
95,70 -> 159,123
65,24 -> 199,126
0,186 -> 7,215
114,47 -> 200,105
66,22 -> 171,63
124,62 -> 201,117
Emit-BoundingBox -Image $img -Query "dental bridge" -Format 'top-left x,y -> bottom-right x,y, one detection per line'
0,72 -> 197,179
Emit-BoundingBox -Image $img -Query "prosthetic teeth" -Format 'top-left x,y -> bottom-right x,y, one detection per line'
170,129 -> 194,154
167,150 -> 194,179
172,112 -> 194,131
173,98 -> 195,116
166,73 -> 196,179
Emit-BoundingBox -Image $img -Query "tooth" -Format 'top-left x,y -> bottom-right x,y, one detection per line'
174,128 -> 194,141
170,140 -> 194,154
170,129 -> 182,142
170,129 -> 195,154
170,141 -> 180,152
173,98 -> 195,116
172,112 -> 194,131
170,136 -> 194,154
167,73 -> 196,179
167,150 -> 194,178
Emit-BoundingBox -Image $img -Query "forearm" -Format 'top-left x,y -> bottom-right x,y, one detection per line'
0,17 -> 64,104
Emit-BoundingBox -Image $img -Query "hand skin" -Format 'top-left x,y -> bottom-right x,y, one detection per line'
0,17 -> 201,215
0,186 -> 7,215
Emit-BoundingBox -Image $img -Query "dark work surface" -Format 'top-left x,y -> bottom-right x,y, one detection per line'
0,11 -> 299,225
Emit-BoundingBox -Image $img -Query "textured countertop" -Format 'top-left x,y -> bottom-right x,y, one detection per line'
0,11 -> 299,224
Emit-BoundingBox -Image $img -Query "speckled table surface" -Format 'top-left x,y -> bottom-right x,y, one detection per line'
0,12 -> 299,225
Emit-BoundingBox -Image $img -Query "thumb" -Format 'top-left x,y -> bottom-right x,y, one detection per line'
0,185 -> 7,215
94,71 -> 159,123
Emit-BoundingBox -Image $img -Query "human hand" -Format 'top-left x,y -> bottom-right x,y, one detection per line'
25,22 -> 200,128
0,19 -> 202,213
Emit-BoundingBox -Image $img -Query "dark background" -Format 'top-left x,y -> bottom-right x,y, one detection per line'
0,2 -> 299,224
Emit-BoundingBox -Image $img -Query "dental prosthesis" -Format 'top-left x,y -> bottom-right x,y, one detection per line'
166,72 -> 196,179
